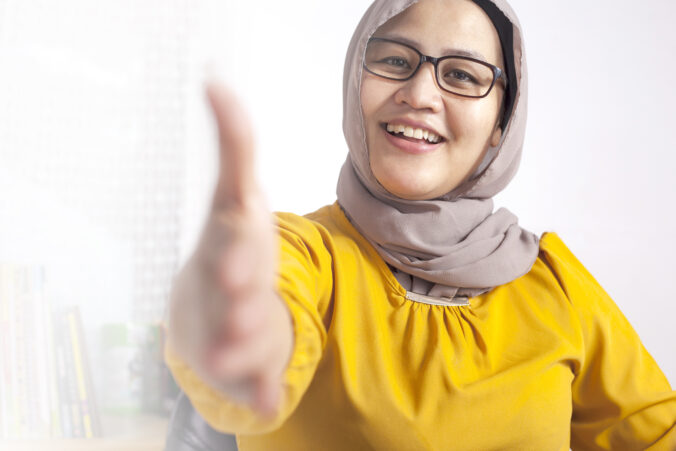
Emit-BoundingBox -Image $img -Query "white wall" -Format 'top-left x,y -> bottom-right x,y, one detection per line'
183,0 -> 676,385
0,0 -> 188,326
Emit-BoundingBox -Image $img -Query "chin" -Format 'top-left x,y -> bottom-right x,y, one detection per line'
378,178 -> 441,201
371,162 -> 447,200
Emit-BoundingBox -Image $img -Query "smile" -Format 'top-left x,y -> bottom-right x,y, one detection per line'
380,123 -> 443,155
383,123 -> 443,144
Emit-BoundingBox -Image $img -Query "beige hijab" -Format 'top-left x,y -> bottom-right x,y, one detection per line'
336,0 -> 539,301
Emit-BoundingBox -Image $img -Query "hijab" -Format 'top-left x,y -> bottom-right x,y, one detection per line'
336,0 -> 540,302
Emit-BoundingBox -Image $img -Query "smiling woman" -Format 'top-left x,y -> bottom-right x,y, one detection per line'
361,0 -> 506,200
164,0 -> 676,449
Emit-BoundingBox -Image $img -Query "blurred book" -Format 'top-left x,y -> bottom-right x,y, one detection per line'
0,264 -> 102,439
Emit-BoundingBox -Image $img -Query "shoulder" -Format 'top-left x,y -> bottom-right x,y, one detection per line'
534,232 -> 622,322
538,232 -> 587,273
274,203 -> 342,240
274,202 -> 375,258
536,232 -> 606,297
273,204 -> 336,254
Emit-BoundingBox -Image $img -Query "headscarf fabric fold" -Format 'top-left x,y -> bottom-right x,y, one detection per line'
336,0 -> 539,301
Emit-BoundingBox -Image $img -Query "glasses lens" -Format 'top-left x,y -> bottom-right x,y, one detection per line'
364,40 -> 419,80
438,58 -> 496,97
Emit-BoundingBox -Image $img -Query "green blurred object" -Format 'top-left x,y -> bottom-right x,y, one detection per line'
99,323 -> 178,416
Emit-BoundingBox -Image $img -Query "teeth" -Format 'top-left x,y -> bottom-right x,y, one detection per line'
386,123 -> 441,143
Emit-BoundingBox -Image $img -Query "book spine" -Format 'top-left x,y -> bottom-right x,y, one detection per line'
37,267 -> 62,438
53,311 -> 73,438
21,266 -> 37,438
3,264 -> 20,438
60,309 -> 83,438
29,266 -> 51,438
12,266 -> 29,438
67,309 -> 94,438
72,308 -> 103,437
0,264 -> 9,439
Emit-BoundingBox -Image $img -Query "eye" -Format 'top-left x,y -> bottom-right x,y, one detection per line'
380,56 -> 411,69
445,69 -> 477,84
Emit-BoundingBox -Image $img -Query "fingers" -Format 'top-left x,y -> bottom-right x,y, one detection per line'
222,293 -> 268,340
217,239 -> 257,295
203,293 -> 292,417
206,81 -> 257,211
205,317 -> 283,416
204,293 -> 269,375
211,328 -> 272,379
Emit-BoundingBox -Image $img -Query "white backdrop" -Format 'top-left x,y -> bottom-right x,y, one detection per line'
183,0 -> 676,385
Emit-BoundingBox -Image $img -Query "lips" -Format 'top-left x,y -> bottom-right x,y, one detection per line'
381,117 -> 446,139
385,123 -> 442,144
381,123 -> 443,155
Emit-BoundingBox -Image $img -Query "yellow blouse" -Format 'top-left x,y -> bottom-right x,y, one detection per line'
166,202 -> 676,450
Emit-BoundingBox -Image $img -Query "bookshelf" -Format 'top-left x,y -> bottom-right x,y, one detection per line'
0,264 -> 179,447
0,412 -> 169,450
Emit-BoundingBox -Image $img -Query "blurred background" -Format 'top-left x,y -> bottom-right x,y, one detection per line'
1,0 -> 674,446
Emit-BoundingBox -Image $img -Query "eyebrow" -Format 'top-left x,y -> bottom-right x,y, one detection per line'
376,33 -> 490,62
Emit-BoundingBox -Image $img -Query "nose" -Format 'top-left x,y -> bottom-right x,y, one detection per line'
393,62 -> 443,112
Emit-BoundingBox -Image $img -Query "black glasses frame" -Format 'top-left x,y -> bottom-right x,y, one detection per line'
363,37 -> 508,99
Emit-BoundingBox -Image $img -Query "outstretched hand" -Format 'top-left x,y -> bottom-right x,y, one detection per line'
169,82 -> 293,416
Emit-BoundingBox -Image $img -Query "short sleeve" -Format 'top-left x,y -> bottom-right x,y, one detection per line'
164,212 -> 333,435
539,232 -> 676,450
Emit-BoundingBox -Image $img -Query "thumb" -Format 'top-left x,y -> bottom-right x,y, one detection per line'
206,82 -> 257,211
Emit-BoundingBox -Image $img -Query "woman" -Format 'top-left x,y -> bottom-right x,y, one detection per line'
165,0 -> 676,449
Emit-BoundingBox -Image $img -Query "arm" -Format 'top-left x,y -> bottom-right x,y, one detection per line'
541,233 -> 676,450
164,83 -> 329,434
166,212 -> 332,434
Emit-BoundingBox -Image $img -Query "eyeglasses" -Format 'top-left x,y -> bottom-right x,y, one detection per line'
363,37 -> 507,98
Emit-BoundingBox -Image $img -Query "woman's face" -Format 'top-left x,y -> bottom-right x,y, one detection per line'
361,0 -> 505,200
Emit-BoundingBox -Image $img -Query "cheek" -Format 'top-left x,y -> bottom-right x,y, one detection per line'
360,76 -> 399,128
360,77 -> 379,125
444,97 -> 500,143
